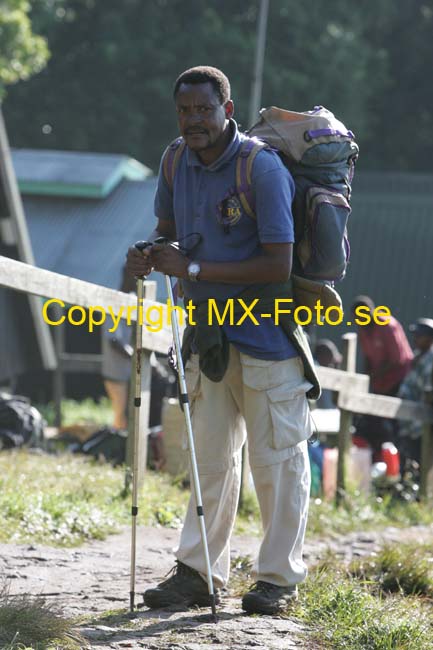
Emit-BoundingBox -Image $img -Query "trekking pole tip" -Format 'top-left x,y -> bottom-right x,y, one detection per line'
210,595 -> 218,623
129,592 -> 135,612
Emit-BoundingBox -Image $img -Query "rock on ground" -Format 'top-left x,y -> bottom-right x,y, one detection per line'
1,524 -> 433,649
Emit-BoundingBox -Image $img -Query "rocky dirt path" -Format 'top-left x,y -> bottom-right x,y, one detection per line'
2,524 -> 433,649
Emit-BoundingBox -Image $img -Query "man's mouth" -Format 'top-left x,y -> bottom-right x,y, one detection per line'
186,130 -> 207,136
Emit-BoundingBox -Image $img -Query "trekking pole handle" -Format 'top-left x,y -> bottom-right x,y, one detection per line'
134,240 -> 151,251
153,236 -> 170,246
134,240 -> 152,280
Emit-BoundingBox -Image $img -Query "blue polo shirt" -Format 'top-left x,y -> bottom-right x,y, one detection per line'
154,119 -> 297,361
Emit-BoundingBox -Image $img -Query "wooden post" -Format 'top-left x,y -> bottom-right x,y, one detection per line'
342,332 -> 357,373
335,333 -> 357,505
0,107 -> 56,371
420,421 -> 433,499
52,304 -> 65,428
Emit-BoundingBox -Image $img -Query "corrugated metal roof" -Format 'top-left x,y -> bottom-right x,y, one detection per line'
12,149 -> 152,198
352,171 -> 433,196
23,177 -> 166,300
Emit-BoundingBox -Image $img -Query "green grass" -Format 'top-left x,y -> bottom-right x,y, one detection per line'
28,397 -> 433,542
307,491 -> 433,537
37,398 -> 113,427
0,450 -> 188,546
0,584 -> 81,650
295,568 -> 433,650
298,542 -> 433,649
3,396 -> 433,649
2,449 -> 433,547
230,545 -> 433,650
350,542 -> 433,597
2,444 -> 433,649
238,485 -> 433,539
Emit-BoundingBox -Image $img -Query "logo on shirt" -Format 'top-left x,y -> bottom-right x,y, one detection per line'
217,194 -> 243,231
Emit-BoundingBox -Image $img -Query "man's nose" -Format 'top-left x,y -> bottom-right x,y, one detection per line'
188,111 -> 204,123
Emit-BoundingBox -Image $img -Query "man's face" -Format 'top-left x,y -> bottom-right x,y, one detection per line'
175,82 -> 233,152
413,332 -> 433,352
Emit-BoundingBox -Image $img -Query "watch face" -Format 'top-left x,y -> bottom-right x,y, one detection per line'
188,262 -> 200,280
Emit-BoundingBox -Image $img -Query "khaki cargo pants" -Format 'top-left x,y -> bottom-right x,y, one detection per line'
176,344 -> 312,589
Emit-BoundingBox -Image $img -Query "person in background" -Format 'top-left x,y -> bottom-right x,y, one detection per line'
101,266 -> 135,430
397,318 -> 433,467
147,353 -> 174,470
351,295 -> 413,454
352,295 -> 413,396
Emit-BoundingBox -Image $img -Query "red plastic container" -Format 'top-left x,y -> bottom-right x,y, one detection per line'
380,442 -> 400,478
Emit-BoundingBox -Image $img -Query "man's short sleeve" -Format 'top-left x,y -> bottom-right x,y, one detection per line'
251,150 -> 295,244
154,155 -> 175,221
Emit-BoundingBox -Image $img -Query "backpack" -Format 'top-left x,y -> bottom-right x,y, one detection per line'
0,394 -> 45,449
70,426 -> 127,465
162,105 -> 359,308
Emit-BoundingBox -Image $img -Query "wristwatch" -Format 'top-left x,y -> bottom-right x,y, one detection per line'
187,260 -> 201,282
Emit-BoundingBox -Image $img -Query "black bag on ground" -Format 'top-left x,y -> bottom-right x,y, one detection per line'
0,394 -> 44,449
72,426 -> 127,465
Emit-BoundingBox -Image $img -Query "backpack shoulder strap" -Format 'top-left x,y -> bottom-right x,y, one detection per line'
162,137 -> 186,191
236,138 -> 269,220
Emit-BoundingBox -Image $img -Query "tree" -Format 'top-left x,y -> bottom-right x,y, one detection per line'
0,0 -> 49,98
2,0 -> 430,172
360,0 -> 433,171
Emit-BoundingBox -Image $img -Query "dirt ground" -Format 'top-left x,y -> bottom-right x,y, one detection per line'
2,523 -> 433,650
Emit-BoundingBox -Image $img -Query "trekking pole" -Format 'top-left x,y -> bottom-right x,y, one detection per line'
154,236 -> 217,622
129,240 -> 150,612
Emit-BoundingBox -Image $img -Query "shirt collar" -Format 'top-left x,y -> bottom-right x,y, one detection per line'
186,119 -> 242,171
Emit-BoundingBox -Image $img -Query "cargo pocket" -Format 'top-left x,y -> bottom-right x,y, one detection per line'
240,354 -> 313,452
267,384 -> 312,450
241,354 -> 301,391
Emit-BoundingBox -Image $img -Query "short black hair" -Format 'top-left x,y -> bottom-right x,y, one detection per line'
352,295 -> 375,312
173,66 -> 231,104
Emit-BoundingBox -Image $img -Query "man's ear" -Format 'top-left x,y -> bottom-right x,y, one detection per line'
224,100 -> 234,119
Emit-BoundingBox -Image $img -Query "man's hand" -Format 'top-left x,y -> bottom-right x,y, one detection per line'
126,245 -> 153,278
151,243 -> 189,279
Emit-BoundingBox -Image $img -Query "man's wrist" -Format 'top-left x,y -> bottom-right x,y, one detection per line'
186,260 -> 201,282
182,257 -> 191,280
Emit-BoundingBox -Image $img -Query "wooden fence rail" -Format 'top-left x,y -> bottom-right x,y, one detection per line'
2,256 -> 433,499
0,256 -> 179,484
0,256 -> 174,353
315,334 -> 433,502
336,389 -> 433,500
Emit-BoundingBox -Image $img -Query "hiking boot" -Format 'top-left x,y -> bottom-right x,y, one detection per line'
241,581 -> 298,615
143,560 -> 220,609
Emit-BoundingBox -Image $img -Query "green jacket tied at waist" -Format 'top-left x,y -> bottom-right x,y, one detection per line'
181,280 -> 321,400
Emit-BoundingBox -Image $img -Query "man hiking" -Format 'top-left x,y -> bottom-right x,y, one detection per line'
126,65 -> 319,615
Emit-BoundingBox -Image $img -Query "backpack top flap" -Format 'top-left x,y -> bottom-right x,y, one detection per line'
248,105 -> 357,164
